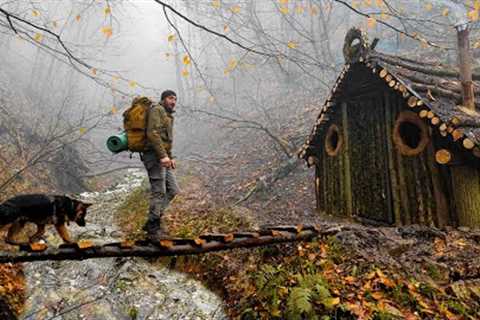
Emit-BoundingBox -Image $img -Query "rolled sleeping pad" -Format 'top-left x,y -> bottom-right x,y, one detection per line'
106,132 -> 128,153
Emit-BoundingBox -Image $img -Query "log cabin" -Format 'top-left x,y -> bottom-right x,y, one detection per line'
299,27 -> 480,228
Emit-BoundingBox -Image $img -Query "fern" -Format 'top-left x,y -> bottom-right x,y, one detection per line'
255,264 -> 277,289
287,287 -> 313,317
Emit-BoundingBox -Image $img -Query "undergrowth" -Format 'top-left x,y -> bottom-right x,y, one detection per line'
116,174 -> 480,319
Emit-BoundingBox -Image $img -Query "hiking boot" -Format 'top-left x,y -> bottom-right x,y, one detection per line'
146,225 -> 170,242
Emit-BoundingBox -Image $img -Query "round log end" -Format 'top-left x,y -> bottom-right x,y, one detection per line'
407,96 -> 418,108
435,149 -> 451,165
431,117 -> 441,126
452,129 -> 464,141
473,147 -> 480,158
379,69 -> 388,78
463,138 -> 475,150
419,110 -> 429,118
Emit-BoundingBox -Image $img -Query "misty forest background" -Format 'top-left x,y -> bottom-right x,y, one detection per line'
3,1 -> 480,319
1,0 -> 472,220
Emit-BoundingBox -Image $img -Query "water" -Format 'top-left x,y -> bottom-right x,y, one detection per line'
21,169 -> 227,320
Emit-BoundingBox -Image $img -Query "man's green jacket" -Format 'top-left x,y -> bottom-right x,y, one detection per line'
146,104 -> 174,159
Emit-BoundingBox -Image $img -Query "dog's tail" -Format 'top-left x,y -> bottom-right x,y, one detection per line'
0,204 -> 18,225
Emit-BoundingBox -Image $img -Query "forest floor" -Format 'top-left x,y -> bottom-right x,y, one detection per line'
116,161 -> 480,320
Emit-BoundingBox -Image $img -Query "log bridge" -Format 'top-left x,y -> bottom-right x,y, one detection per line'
0,224 -> 344,263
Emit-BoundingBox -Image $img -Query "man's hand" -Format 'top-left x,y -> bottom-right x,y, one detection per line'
171,159 -> 176,169
160,156 -> 172,168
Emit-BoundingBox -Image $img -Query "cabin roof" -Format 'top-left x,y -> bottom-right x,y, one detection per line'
299,27 -> 480,161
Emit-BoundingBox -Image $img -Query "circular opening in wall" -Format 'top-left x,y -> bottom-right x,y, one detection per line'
393,111 -> 429,156
399,121 -> 421,149
325,124 -> 343,156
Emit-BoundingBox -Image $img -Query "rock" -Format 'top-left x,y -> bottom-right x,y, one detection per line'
21,169 -> 227,320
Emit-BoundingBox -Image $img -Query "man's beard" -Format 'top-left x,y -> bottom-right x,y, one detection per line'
164,104 -> 175,113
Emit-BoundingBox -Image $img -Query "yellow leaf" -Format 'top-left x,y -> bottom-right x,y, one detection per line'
442,8 -> 449,16
104,6 -> 111,15
364,0 -> 372,7
310,5 -> 319,15
367,17 -> 377,28
33,33 -> 43,42
79,127 -> 87,134
212,0 -> 221,9
101,26 -> 113,38
231,5 -> 241,13
91,68 -> 97,76
112,75 -> 120,81
181,69 -> 189,77
425,3 -> 433,11
183,54 -> 191,65
75,14 -> 81,22
324,297 -> 340,309
223,25 -> 229,32
476,0 -> 480,11
111,106 -> 117,114
129,80 -> 137,88
468,10 -> 479,21
474,41 -> 480,49
352,0 -> 359,9
279,0 -> 288,4
295,5 -> 304,14
32,10 -> 40,17
279,6 -> 289,14
375,0 -> 384,6
287,41 -> 298,49
371,291 -> 384,300
227,58 -> 238,70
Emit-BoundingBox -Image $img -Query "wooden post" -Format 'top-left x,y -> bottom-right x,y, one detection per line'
456,24 -> 475,110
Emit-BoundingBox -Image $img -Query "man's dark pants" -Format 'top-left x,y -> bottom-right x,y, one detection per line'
142,151 -> 179,234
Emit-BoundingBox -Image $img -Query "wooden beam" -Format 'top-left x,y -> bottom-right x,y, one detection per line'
0,225 -> 349,263
457,25 -> 475,110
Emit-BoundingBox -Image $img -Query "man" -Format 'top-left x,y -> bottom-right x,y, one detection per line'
142,90 -> 179,240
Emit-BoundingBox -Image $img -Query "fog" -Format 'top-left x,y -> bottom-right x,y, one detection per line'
0,0 -> 478,192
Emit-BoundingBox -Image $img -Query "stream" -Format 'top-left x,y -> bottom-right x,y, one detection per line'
20,169 -> 227,320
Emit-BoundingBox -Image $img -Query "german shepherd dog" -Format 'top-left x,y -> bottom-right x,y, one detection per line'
0,194 -> 92,245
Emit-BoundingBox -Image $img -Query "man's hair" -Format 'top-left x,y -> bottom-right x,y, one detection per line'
161,90 -> 177,101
